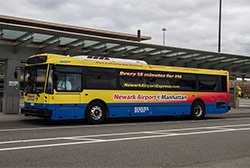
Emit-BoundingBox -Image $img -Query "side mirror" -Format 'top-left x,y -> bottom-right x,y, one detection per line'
14,71 -> 18,79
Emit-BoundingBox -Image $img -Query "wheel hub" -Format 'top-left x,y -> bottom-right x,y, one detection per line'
90,106 -> 103,120
194,105 -> 203,117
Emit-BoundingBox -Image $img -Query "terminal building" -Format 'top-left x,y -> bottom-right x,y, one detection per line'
0,15 -> 249,113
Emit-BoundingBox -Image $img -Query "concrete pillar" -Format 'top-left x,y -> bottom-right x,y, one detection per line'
229,86 -> 239,109
3,59 -> 21,114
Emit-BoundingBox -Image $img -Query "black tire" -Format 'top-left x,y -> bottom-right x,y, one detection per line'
191,101 -> 205,120
85,102 -> 106,124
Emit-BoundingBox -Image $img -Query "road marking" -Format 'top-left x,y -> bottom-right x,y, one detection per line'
1,117 -> 250,132
0,123 -> 250,152
1,123 -> 250,145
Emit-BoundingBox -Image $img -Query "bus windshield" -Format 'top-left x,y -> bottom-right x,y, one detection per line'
24,65 -> 47,94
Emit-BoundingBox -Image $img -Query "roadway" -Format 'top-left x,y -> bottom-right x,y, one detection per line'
0,108 -> 250,167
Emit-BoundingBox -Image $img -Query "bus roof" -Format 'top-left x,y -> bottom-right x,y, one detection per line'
29,53 -> 228,76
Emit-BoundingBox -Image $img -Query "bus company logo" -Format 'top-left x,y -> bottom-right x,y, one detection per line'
113,94 -> 187,101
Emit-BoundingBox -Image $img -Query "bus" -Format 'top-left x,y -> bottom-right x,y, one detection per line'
20,53 -> 230,124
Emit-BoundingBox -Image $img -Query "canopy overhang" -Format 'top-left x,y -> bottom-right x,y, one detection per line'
0,15 -> 249,78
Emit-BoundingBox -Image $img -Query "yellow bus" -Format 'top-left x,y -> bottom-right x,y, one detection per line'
20,53 -> 230,123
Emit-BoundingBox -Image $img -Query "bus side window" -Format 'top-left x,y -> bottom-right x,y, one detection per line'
56,73 -> 81,92
174,74 -> 197,91
198,75 -> 217,91
85,67 -> 117,89
219,76 -> 227,92
67,74 -> 82,91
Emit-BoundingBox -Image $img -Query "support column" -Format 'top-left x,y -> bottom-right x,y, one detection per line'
3,59 -> 21,114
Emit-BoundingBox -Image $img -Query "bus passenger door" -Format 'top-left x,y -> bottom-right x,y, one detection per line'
52,71 -> 83,120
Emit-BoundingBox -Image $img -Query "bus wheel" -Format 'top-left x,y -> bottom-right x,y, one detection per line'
191,101 -> 205,120
86,102 -> 106,124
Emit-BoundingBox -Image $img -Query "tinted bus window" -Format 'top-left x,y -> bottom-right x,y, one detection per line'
198,75 -> 217,91
119,70 -> 182,90
85,67 -> 117,89
219,76 -> 227,91
119,70 -> 147,89
173,74 -> 197,91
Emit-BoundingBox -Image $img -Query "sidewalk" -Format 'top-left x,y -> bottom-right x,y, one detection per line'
0,112 -> 26,121
239,99 -> 250,108
229,107 -> 250,114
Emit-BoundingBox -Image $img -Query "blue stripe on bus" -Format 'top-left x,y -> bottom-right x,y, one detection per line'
24,102 -> 229,120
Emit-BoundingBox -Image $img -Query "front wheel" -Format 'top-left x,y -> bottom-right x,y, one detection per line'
85,102 -> 106,124
191,101 -> 205,120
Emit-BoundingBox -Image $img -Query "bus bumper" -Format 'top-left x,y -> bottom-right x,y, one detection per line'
21,108 -> 52,119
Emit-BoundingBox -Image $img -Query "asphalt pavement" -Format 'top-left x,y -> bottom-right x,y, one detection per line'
0,107 -> 250,167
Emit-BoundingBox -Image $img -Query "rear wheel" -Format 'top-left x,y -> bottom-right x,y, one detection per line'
85,102 -> 106,124
191,101 -> 205,120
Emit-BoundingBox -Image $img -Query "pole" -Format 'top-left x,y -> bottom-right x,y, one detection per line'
162,28 -> 166,45
137,30 -> 141,42
218,0 -> 222,52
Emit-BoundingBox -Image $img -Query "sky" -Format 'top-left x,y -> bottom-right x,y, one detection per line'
1,0 -> 250,56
